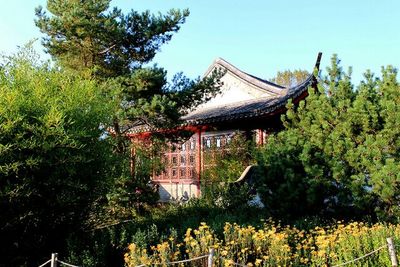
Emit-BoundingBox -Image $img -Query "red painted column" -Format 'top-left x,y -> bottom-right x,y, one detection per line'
259,129 -> 264,146
168,144 -> 172,184
130,145 -> 136,178
196,129 -> 202,197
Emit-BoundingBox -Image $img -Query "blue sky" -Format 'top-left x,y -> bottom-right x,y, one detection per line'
1,0 -> 399,84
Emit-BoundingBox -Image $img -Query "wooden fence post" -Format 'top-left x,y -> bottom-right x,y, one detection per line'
387,237 -> 398,267
208,248 -> 214,267
50,253 -> 58,267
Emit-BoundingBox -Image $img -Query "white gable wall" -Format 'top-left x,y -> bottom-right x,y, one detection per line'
199,71 -> 276,109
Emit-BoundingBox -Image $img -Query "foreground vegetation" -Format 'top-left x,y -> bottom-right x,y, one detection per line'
125,220 -> 400,267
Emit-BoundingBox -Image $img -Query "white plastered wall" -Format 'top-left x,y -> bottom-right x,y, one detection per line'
158,183 -> 199,202
198,71 -> 274,109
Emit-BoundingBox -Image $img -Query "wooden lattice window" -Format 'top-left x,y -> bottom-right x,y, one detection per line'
190,140 -> 195,150
205,138 -> 211,149
216,137 -> 221,148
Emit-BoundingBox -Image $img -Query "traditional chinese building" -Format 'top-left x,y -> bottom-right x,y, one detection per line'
129,53 -> 321,202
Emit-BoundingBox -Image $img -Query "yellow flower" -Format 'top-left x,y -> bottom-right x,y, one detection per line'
128,243 -> 136,251
224,259 -> 234,267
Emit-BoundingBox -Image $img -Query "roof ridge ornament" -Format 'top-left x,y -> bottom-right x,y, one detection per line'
286,52 -> 322,94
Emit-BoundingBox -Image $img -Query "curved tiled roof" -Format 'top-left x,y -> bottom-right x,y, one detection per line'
126,53 -> 322,134
183,53 -> 322,126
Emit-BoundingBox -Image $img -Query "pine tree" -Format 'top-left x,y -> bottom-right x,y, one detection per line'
35,0 -> 189,78
256,55 -> 400,219
35,0 -> 221,133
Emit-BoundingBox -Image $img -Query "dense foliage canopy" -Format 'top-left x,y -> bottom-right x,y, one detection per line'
0,48 -> 116,265
35,0 -> 189,78
257,55 -> 400,220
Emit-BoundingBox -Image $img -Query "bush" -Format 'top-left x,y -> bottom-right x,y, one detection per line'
0,47 -> 115,266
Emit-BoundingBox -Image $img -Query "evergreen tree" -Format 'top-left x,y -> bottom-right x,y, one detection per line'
35,0 -> 221,135
35,0 -> 189,78
256,55 -> 400,220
